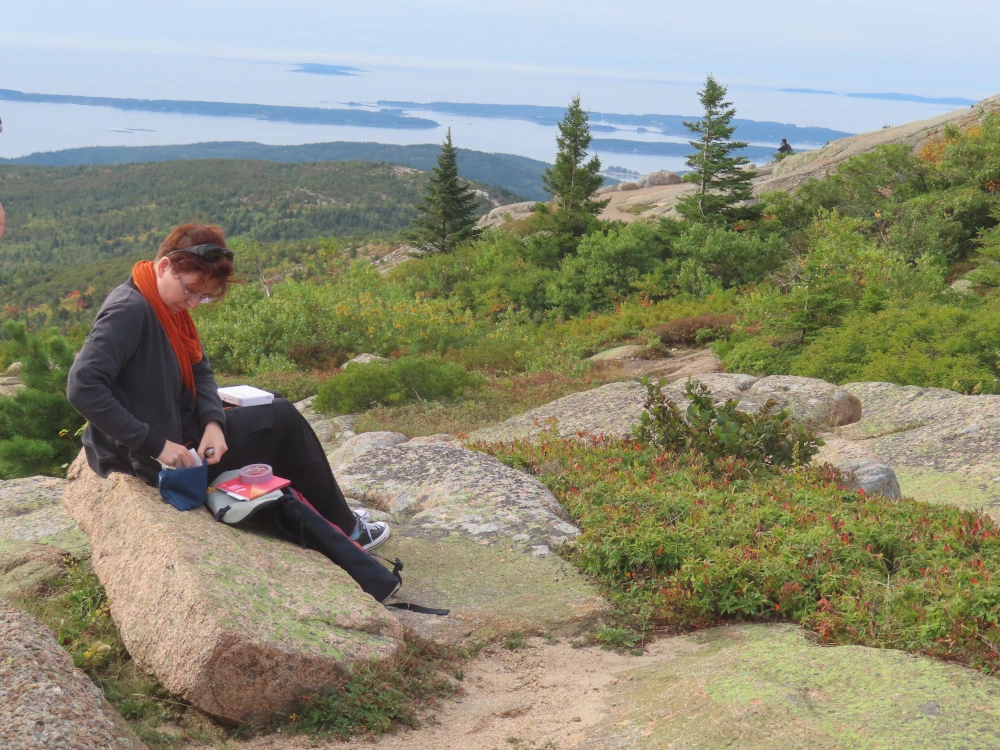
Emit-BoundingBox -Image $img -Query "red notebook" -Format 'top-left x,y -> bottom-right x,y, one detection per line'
214,474 -> 290,501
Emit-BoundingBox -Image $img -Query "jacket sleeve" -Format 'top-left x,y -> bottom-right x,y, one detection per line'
193,348 -> 226,429
66,298 -> 167,459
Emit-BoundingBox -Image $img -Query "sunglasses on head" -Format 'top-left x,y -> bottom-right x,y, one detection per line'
165,243 -> 234,262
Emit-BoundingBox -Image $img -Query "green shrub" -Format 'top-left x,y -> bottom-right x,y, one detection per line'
547,222 -> 667,316
939,113 -> 1000,187
393,230 -> 558,318
792,294 -> 1000,393
197,263 -> 482,375
633,378 -> 821,471
0,322 -> 83,478
669,225 -> 789,292
738,212 -> 944,339
314,356 -> 484,415
443,308 -> 539,373
787,144 -> 933,226
887,186 -> 995,263
714,335 -> 798,376
291,632 -> 461,740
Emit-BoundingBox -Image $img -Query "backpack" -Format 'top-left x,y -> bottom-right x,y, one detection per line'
206,471 -> 446,614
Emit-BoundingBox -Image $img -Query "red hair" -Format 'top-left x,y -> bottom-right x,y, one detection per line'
156,224 -> 235,296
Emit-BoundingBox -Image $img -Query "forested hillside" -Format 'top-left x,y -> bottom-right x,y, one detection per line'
0,159 -> 521,317
2,142 -> 553,201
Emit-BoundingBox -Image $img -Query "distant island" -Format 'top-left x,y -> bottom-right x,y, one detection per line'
846,92 -> 977,106
590,139 -> 787,162
0,89 -> 436,129
780,88 -> 977,106
376,101 -> 853,144
0,88 -> 857,144
291,64 -> 366,77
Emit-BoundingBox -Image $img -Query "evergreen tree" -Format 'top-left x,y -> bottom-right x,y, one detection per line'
676,76 -> 759,226
406,129 -> 480,253
0,322 -> 83,478
539,96 -> 609,251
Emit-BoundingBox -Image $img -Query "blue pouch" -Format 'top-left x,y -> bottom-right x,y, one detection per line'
157,463 -> 208,511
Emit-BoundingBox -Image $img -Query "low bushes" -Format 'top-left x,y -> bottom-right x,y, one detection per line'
484,435 -> 1000,673
651,314 -> 735,346
633,379 -> 821,471
314,356 -> 484,415
791,294 -> 1000,394
353,369 -> 622,437
197,264 -> 482,376
714,335 -> 799,377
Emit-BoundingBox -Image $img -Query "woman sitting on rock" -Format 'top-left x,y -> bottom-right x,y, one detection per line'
66,223 -> 390,549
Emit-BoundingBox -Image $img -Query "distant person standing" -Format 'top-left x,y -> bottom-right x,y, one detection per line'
777,138 -> 793,154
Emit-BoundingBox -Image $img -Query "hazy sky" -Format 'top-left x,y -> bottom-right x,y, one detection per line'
3,0 -> 997,97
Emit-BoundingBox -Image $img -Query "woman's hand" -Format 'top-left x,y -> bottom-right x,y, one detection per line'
198,421 -> 228,465
157,440 -> 199,468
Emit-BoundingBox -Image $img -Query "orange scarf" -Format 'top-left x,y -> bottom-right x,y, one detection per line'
132,260 -> 203,399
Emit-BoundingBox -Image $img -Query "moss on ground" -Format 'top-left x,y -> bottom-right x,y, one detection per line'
895,468 -> 1000,520
586,624 -> 1000,749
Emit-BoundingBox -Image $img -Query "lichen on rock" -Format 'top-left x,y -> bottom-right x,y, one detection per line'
61,454 -> 404,724
582,623 -> 1000,749
0,476 -> 88,601
0,600 -> 145,748
329,433 -> 608,642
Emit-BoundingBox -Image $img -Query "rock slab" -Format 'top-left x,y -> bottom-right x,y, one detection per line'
469,373 -> 859,444
0,600 -> 144,749
330,434 -> 607,643
740,375 -> 862,430
583,623 -> 1000,749
62,455 -> 404,724
635,171 -> 682,188
0,476 -> 88,601
476,201 -> 537,229
753,93 -> 1000,195
293,396 -> 358,454
587,344 -> 646,362
820,381 -> 1000,518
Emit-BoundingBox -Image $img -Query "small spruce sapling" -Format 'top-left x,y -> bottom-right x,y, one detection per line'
406,128 -> 481,253
537,95 -> 610,254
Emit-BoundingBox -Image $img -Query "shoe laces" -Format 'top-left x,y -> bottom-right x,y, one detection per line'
358,516 -> 382,536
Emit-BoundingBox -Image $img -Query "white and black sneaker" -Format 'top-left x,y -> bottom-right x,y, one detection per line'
353,511 -> 390,551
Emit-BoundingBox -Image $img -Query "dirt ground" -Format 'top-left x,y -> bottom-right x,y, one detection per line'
231,635 -> 704,750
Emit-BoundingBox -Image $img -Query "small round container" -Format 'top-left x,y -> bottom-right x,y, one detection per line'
239,463 -> 274,485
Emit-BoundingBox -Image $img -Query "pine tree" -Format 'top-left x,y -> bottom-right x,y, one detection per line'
676,76 -> 759,226
0,321 -> 83,478
539,96 -> 609,250
406,129 -> 480,253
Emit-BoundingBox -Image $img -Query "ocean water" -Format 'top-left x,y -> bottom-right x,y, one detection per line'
0,47 -> 973,174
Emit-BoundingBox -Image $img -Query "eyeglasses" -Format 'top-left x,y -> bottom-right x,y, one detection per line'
165,243 -> 234,262
174,273 -> 221,304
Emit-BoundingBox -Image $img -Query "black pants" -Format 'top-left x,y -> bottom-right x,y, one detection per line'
205,398 -> 356,533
